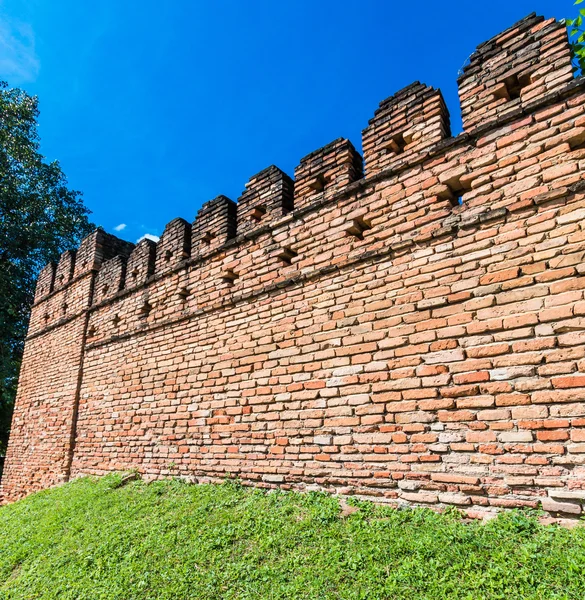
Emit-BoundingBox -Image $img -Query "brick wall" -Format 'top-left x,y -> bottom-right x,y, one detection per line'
2,14 -> 585,520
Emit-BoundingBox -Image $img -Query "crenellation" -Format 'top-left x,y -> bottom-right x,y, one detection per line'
294,138 -> 363,210
155,218 -> 192,275
192,195 -> 237,258
125,237 -> 156,291
28,231 -> 136,338
458,14 -> 573,132
54,250 -> 76,291
4,14 -> 585,521
237,166 -> 294,235
73,229 -> 135,279
34,262 -> 56,302
362,83 -> 451,177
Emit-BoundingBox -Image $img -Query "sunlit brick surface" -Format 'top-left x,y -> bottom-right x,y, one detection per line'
3,14 -> 585,519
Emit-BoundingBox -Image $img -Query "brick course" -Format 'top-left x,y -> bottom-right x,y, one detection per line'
2,14 -> 585,520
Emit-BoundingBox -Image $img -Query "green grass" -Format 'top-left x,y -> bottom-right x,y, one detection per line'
0,475 -> 584,599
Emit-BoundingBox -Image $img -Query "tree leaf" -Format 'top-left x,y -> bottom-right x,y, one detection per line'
0,81 -> 94,452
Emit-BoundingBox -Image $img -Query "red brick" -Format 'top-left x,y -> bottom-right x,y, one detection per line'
466,431 -> 496,443
552,375 -> 585,389
480,268 -> 520,285
571,429 -> 585,442
536,430 -> 569,441
453,371 -> 490,384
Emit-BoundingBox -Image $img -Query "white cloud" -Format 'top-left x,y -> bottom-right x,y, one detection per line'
0,16 -> 39,83
113,223 -> 127,232
137,233 -> 160,243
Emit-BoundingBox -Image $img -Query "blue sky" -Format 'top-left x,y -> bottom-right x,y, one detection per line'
0,0 -> 575,243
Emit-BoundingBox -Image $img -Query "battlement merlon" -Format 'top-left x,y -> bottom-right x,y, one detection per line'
73,230 -> 135,279
362,82 -> 451,177
458,14 -> 573,132
34,262 -> 56,303
125,238 -> 156,290
53,249 -> 76,292
237,166 -> 294,236
294,138 -> 363,211
93,255 -> 129,305
154,218 -> 192,275
191,195 -> 237,259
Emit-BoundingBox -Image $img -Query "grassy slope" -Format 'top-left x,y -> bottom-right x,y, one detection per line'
0,476 -> 584,599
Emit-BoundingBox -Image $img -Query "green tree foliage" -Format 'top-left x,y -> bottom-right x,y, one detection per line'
0,81 -> 93,455
567,0 -> 585,73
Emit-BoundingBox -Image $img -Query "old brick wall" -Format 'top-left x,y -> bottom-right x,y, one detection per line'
0,319 -> 85,494
2,14 -> 585,519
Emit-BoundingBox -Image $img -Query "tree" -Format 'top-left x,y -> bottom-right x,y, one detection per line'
567,0 -> 585,74
0,81 -> 94,455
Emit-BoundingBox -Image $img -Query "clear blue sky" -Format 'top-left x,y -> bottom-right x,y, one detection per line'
0,0 -> 575,243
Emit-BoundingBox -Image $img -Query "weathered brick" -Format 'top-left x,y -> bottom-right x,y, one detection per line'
541,498 -> 582,515
2,14 -> 584,525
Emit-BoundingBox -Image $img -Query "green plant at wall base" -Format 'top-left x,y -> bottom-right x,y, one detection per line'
567,0 -> 585,73
1,477 -> 585,599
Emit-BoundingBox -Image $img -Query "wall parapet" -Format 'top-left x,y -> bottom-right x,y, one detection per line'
83,178 -> 585,353
28,15 -> 583,323
29,79 -> 585,335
